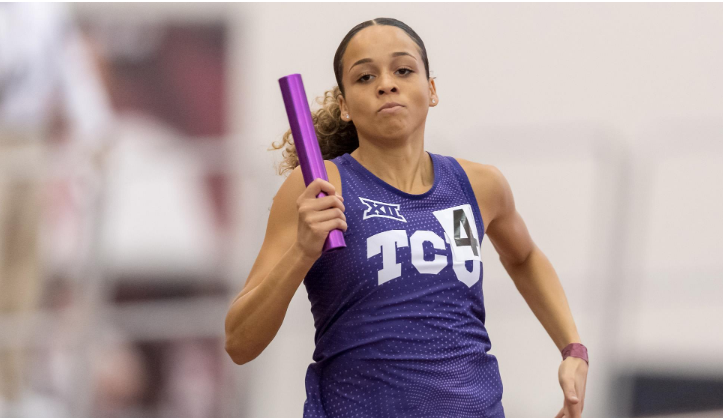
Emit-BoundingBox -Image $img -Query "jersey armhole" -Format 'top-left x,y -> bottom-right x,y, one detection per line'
328,156 -> 347,201
446,156 -> 486,243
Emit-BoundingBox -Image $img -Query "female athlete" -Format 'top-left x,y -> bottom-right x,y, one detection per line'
225,17 -> 589,418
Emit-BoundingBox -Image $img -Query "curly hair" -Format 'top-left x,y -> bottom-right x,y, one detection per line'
269,17 -> 431,176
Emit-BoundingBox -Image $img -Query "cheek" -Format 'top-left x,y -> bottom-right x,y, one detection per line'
410,92 -> 430,113
346,92 -> 368,115
410,83 -> 430,103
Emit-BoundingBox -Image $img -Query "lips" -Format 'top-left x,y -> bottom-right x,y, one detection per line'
378,102 -> 404,112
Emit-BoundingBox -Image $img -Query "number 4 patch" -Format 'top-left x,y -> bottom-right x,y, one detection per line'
432,204 -> 481,263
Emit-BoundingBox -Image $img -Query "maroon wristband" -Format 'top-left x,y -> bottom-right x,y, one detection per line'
561,343 -> 589,365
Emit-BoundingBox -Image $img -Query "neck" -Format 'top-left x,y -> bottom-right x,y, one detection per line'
350,139 -> 434,195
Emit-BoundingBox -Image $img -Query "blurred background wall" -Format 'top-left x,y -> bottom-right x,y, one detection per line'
1,2 -> 721,418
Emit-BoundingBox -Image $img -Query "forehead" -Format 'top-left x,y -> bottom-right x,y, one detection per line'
343,25 -> 420,69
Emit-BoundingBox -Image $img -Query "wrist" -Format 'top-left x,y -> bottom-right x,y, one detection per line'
561,342 -> 588,365
292,242 -> 319,265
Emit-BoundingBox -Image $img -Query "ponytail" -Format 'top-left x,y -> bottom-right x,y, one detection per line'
269,85 -> 358,176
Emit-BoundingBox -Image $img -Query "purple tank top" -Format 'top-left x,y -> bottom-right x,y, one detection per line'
302,151 -> 505,418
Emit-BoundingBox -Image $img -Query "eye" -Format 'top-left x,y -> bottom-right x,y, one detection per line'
356,67 -> 415,83
358,73 -> 373,83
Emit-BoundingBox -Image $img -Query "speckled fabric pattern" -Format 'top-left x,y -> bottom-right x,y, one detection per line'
302,151 -> 505,418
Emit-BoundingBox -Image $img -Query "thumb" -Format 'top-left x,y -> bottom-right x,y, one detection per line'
561,379 -> 579,403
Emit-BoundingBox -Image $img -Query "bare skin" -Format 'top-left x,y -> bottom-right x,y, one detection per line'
226,23 -> 588,418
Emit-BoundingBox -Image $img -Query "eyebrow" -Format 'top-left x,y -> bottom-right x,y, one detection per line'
348,51 -> 416,73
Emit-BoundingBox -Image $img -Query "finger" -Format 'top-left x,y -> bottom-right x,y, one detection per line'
307,207 -> 346,224
560,377 -> 579,404
577,373 -> 587,413
300,178 -> 336,201
567,384 -> 583,418
317,217 -> 348,232
568,399 -> 582,418
302,195 -> 345,213
310,194 -> 345,211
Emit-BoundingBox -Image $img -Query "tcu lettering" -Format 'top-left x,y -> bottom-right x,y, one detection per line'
366,206 -> 481,288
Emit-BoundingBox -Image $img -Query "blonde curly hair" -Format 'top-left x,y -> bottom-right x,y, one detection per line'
268,85 -> 358,176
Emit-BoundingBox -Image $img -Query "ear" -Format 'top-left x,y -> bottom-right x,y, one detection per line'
429,77 -> 438,106
337,94 -> 350,120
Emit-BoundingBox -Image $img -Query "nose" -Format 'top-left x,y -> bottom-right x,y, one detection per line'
377,72 -> 398,95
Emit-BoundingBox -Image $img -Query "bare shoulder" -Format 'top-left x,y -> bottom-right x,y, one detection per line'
276,159 -> 342,201
324,159 -> 342,195
267,158 -> 342,243
265,158 -> 342,243
454,157 -> 503,185
454,158 -> 535,266
233,159 -> 342,301
452,157 -> 512,230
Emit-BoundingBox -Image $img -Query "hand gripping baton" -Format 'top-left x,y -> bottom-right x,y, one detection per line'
278,73 -> 347,253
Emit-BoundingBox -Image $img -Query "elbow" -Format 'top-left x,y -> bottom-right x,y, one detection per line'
225,335 -> 253,365
500,242 -> 538,268
225,329 -> 265,365
224,337 -> 243,365
225,347 -> 247,366
224,317 -> 249,365
223,297 -> 272,365
225,307 -> 250,365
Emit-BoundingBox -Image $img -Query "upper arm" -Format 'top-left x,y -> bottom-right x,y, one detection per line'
233,160 -> 341,302
456,159 -> 536,267
484,165 -> 536,266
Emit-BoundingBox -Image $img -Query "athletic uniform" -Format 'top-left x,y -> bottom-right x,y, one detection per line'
302,151 -> 505,418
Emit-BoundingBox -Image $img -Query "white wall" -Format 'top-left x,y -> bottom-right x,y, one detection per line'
102,3 -> 720,417
230,3 -> 723,417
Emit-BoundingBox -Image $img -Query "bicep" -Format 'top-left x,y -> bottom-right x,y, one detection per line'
485,166 -> 536,266
233,166 -> 305,302
233,160 -> 341,302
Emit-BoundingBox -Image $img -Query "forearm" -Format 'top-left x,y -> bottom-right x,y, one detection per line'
501,244 -> 581,351
224,243 -> 317,364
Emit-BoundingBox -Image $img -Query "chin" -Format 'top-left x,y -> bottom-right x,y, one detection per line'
378,126 -> 413,141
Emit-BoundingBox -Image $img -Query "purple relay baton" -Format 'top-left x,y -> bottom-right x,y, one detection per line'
278,73 -> 346,253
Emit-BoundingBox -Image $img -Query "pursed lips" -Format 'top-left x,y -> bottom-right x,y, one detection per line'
378,103 -> 404,112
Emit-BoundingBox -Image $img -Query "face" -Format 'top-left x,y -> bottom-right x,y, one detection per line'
338,25 -> 438,141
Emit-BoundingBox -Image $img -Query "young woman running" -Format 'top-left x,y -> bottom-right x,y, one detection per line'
225,17 -> 589,418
